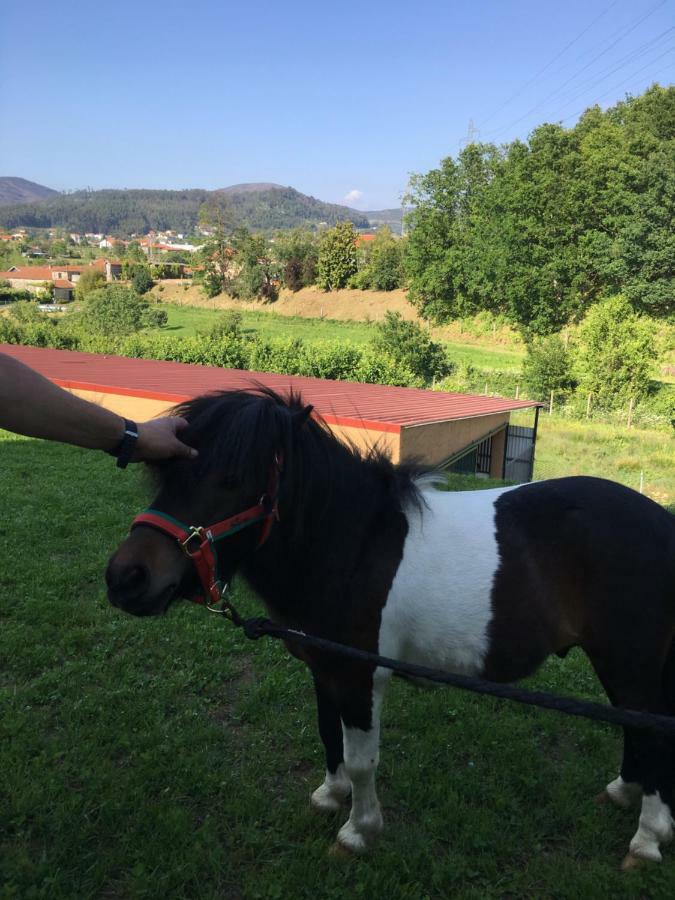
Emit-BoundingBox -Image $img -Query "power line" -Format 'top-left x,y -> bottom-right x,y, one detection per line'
560,52 -> 675,125
483,0 -> 668,140
477,0 -> 620,130
540,28 -> 675,119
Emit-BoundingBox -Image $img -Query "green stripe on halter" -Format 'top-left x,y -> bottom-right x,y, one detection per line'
141,508 -> 192,532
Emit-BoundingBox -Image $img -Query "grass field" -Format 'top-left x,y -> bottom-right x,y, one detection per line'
159,304 -> 527,373
2,430 -> 675,899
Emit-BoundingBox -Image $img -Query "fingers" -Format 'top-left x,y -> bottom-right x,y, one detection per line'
133,417 -> 198,462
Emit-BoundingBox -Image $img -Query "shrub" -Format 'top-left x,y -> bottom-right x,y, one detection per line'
573,296 -> 657,408
522,334 -> 576,401
132,267 -> 154,295
370,312 -> 452,384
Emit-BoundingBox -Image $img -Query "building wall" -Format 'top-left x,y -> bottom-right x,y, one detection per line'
400,412 -> 511,467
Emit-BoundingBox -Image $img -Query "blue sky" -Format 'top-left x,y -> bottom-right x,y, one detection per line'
0,0 -> 672,209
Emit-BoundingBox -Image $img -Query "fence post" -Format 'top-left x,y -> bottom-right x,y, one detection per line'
549,391 -> 554,415
586,393 -> 592,418
627,397 -> 634,429
639,470 -> 644,494
515,385 -> 520,399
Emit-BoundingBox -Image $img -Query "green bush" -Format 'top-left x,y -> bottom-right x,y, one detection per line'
522,334 -> 576,402
132,267 -> 154,295
370,311 -> 452,383
573,296 -> 657,408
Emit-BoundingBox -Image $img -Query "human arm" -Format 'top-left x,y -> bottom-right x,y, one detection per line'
0,352 -> 197,461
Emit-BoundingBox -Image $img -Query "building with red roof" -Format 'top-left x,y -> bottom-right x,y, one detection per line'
1,344 -> 541,480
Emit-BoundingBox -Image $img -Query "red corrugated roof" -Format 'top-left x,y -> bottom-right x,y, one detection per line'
0,344 -> 539,433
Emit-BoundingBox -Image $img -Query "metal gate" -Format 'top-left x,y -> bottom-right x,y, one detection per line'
504,425 -> 536,483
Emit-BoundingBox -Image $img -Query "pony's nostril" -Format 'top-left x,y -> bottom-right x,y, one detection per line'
107,563 -> 149,597
122,565 -> 148,591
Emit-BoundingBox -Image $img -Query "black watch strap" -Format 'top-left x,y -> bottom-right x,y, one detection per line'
108,418 -> 139,469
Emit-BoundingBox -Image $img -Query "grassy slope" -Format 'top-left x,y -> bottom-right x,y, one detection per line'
2,432 -> 675,899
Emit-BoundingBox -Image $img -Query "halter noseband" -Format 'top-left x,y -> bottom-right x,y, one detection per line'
130,454 -> 283,611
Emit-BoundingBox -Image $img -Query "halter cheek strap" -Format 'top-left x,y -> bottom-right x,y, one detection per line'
130,454 -> 282,609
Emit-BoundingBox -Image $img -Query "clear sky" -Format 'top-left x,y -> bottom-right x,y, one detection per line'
0,0 -> 672,209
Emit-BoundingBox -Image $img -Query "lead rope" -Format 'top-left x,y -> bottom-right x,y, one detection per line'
210,587 -> 675,738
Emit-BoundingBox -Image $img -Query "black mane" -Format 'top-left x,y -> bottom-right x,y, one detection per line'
167,387 -> 422,516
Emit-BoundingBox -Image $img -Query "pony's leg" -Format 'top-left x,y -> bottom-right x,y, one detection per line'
335,667 -> 391,854
625,731 -> 674,865
605,730 -> 642,809
310,677 -> 350,812
590,649 -> 674,863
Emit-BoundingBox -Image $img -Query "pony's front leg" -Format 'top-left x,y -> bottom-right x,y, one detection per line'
310,677 -> 351,812
336,667 -> 391,854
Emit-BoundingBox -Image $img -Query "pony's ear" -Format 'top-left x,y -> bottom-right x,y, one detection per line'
292,404 -> 314,427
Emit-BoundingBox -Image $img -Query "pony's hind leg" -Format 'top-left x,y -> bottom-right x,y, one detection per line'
310,677 -> 351,812
591,649 -> 674,865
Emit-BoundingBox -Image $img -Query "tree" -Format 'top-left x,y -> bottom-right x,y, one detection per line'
404,85 -> 675,333
273,229 -> 318,291
352,227 -> 404,291
199,225 -> 235,298
131,266 -> 154,295
74,268 -> 106,301
370,312 -> 452,384
230,229 -> 278,302
78,285 -> 154,336
522,335 -> 576,401
573,295 -> 657,408
317,222 -> 358,290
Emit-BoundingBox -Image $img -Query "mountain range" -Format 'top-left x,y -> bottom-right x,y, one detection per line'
0,178 -> 401,234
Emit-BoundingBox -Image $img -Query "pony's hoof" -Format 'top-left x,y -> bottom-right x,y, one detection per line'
311,783 -> 350,813
621,852 -> 651,871
336,818 -> 380,854
596,791 -> 609,805
328,841 -> 355,860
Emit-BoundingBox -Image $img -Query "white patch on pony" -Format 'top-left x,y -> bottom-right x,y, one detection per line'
311,764 -> 351,812
629,791 -> 674,862
337,669 -> 390,853
379,485 -> 514,674
606,775 -> 642,809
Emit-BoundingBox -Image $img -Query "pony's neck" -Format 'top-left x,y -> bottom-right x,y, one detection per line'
239,443 -> 410,628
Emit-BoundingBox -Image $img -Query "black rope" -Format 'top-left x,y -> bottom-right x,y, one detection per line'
222,613 -> 675,738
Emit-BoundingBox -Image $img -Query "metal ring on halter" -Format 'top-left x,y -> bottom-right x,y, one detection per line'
206,582 -> 230,614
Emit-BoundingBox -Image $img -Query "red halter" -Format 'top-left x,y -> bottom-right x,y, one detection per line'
130,454 -> 283,609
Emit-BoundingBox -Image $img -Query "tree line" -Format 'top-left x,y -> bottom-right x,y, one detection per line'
0,186 -> 369,235
404,84 -> 674,337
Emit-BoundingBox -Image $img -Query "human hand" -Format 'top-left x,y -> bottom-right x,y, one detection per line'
133,416 -> 198,462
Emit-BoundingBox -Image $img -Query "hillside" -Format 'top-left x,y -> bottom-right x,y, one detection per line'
0,177 -> 58,206
0,183 -> 370,234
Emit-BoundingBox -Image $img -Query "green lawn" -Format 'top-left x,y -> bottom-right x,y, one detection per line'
2,432 -> 675,898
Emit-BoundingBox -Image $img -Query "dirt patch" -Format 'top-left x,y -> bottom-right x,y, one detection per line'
153,281 -> 418,322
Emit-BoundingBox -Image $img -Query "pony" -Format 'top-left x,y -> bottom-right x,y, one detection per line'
106,388 -> 675,867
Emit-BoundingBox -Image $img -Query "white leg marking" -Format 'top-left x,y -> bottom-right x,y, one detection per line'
336,670 -> 390,854
311,763 -> 351,812
606,776 -> 642,810
629,792 -> 674,862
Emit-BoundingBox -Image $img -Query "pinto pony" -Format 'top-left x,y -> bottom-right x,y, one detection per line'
106,389 -> 675,866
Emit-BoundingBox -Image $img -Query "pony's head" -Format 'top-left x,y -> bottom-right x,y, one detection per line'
105,388 -> 314,616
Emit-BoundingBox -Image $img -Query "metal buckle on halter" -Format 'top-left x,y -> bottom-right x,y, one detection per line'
205,581 -> 231,615
180,527 -> 206,557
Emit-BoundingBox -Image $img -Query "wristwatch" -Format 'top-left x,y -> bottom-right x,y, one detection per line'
108,418 -> 139,469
